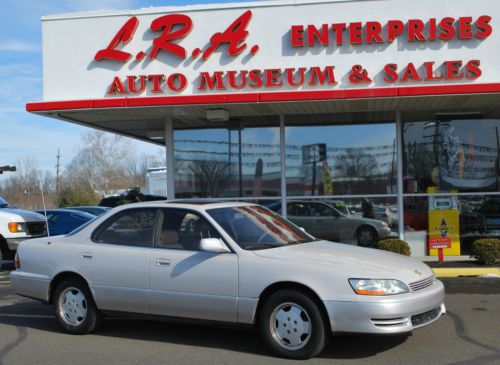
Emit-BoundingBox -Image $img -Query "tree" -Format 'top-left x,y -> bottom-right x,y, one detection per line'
0,157 -> 56,209
335,150 -> 380,194
58,185 -> 100,207
188,160 -> 232,197
64,130 -> 134,194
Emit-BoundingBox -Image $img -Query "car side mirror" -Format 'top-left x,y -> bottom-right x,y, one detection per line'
199,238 -> 231,253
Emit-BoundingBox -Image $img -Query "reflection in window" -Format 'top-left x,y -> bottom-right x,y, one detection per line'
285,123 -> 397,196
266,198 -> 397,246
403,119 -> 500,193
174,126 -> 280,198
95,209 -> 157,247
403,195 -> 500,256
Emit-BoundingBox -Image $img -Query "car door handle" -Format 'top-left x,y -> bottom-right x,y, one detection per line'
80,252 -> 93,260
155,259 -> 170,267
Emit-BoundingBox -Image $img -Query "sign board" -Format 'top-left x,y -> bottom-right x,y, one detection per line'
428,237 -> 452,249
427,188 -> 461,256
38,0 -> 500,102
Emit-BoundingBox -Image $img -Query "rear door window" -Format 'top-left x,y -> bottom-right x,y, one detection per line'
93,208 -> 158,247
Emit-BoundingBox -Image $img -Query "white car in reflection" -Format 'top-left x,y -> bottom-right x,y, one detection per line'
12,201 -> 445,359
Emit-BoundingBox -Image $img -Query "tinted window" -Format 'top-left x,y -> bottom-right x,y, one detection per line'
156,209 -> 221,251
94,208 -> 158,247
208,205 -> 315,250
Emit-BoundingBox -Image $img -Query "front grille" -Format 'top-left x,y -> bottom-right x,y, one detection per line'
411,306 -> 441,327
26,222 -> 47,236
409,276 -> 435,292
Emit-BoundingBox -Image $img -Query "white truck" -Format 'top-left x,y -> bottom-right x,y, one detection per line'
0,197 -> 47,264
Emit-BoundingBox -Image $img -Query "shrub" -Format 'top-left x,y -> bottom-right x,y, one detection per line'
471,238 -> 500,265
58,186 -> 100,208
377,239 -> 411,256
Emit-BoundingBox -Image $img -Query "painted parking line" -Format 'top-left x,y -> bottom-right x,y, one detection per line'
433,267 -> 500,277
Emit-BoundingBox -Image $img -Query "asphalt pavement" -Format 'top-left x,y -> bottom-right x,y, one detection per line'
0,269 -> 499,365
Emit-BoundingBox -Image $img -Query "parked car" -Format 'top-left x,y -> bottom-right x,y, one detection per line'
268,201 -> 396,246
0,197 -> 46,263
12,201 -> 444,359
35,209 -> 95,236
64,206 -> 111,216
460,197 -> 500,238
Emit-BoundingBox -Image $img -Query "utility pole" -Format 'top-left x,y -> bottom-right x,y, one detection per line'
55,149 -> 61,192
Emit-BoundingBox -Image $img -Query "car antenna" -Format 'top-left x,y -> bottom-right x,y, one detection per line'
39,182 -> 50,238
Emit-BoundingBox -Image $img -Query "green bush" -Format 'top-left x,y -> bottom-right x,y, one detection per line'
377,239 -> 411,256
58,186 -> 100,208
471,238 -> 500,265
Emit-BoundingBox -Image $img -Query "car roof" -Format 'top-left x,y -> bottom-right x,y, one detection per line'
111,200 -> 258,211
36,209 -> 96,217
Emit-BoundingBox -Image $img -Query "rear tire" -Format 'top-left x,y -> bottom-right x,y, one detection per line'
53,277 -> 102,334
357,226 -> 378,247
259,290 -> 328,359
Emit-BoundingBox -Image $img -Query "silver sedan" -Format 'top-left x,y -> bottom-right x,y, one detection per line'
11,201 -> 445,359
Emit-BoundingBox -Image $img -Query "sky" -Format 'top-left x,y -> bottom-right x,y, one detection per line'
0,0 -> 252,182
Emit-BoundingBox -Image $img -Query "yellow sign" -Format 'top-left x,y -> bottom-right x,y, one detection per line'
427,188 -> 461,256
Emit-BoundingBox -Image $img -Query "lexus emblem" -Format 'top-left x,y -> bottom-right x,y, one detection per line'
414,270 -> 423,276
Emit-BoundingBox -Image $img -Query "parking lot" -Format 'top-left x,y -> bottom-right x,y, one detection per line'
0,267 -> 499,365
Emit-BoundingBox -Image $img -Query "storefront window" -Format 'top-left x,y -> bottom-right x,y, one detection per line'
403,194 -> 500,256
285,122 -> 397,196
174,122 -> 280,198
403,119 -> 500,193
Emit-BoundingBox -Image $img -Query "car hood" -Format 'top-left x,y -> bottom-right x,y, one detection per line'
0,208 -> 46,222
253,240 -> 434,284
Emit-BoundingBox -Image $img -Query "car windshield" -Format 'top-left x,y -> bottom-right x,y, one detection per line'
207,205 -> 317,250
0,197 -> 8,208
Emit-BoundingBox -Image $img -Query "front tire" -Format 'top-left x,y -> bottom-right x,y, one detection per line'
54,278 -> 101,334
259,290 -> 328,359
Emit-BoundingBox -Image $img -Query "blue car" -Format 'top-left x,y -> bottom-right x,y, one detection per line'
64,206 -> 111,216
35,209 -> 95,236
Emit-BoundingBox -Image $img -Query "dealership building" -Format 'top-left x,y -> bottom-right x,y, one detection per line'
27,0 -> 500,256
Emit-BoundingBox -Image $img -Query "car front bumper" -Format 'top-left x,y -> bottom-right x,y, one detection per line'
323,280 -> 445,334
6,238 -> 26,251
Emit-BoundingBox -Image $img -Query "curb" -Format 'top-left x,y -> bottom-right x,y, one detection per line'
433,268 -> 500,278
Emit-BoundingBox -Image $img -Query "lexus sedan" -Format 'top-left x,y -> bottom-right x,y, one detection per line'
12,201 -> 445,359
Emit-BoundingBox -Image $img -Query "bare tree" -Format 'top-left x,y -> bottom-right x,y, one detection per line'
64,130 -> 135,194
0,157 -> 56,209
188,160 -> 232,197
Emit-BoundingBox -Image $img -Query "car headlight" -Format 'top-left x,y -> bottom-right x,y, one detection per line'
381,221 -> 389,228
349,279 -> 409,296
8,222 -> 26,233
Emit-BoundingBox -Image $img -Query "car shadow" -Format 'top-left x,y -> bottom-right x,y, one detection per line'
0,300 -> 408,359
